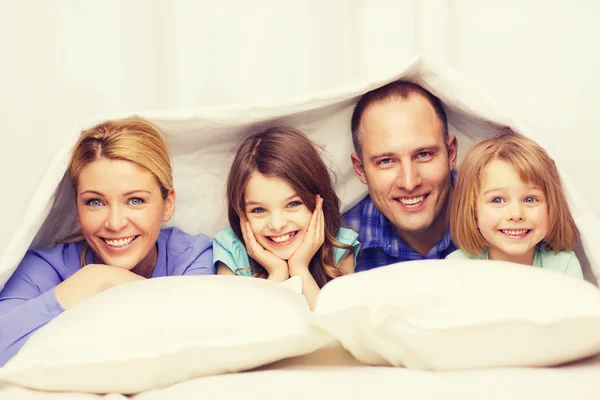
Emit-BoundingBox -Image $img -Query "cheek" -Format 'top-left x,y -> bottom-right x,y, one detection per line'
365,167 -> 398,191
296,210 -> 313,230
77,208 -> 103,234
246,217 -> 265,236
531,206 -> 550,229
422,161 -> 451,187
475,205 -> 500,230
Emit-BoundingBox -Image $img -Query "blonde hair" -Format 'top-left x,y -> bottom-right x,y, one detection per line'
62,118 -> 173,266
450,129 -> 579,256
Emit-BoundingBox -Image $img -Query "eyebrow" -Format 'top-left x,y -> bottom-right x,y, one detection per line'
414,145 -> 441,154
79,190 -> 152,196
369,152 -> 396,163
245,194 -> 299,206
482,187 -> 543,196
368,146 -> 441,162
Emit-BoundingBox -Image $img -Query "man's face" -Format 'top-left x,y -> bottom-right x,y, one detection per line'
351,95 -> 457,242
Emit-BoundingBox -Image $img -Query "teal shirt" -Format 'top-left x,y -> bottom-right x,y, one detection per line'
213,227 -> 360,276
446,247 -> 583,279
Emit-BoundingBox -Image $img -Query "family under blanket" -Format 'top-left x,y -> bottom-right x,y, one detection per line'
0,80 -> 583,366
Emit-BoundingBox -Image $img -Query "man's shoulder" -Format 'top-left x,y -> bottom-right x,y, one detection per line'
344,195 -> 381,228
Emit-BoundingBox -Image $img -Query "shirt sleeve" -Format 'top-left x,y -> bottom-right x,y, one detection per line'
0,252 -> 65,366
333,228 -> 361,265
181,234 -> 216,276
212,228 -> 255,276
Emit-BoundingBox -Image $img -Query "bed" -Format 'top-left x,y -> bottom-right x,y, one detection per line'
1,342 -> 600,400
1,57 -> 599,398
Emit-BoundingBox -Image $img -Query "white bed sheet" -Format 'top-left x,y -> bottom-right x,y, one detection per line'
2,342 -> 599,400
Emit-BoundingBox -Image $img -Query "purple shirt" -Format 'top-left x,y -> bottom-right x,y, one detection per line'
0,227 -> 214,366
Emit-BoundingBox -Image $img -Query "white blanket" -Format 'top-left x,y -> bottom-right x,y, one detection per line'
0,56 -> 598,288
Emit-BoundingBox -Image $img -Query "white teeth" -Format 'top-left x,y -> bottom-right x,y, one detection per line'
501,229 -> 529,236
105,236 -> 136,247
399,196 -> 424,205
270,232 -> 294,243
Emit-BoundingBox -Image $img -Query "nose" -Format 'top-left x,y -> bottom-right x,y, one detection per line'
268,211 -> 287,232
395,163 -> 423,192
506,202 -> 525,221
105,205 -> 128,231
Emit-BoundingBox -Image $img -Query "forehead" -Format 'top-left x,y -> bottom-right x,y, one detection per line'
359,95 -> 444,156
480,159 -> 542,190
78,157 -> 157,193
245,173 -> 297,202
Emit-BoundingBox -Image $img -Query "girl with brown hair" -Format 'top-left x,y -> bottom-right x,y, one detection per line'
447,129 -> 582,278
213,126 -> 360,308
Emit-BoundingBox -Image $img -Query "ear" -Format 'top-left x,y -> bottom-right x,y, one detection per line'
447,135 -> 458,170
162,189 -> 176,222
351,153 -> 368,185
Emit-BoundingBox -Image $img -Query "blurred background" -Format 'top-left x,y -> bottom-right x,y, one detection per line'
1,0 -> 598,246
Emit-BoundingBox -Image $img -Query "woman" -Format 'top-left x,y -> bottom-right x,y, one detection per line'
0,119 -> 214,366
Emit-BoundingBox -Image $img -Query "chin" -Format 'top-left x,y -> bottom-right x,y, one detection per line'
101,256 -> 138,270
272,251 -> 293,261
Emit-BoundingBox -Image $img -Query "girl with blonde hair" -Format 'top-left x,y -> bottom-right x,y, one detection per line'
0,119 -> 214,366
447,129 -> 582,278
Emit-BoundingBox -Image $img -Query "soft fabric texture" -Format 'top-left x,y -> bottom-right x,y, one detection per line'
310,258 -> 600,370
344,195 -> 456,272
446,247 -> 583,279
1,57 -> 597,293
2,343 -> 600,400
213,227 -> 360,275
0,227 -> 213,366
0,275 -> 332,394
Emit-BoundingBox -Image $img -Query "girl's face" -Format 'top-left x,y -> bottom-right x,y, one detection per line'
244,172 -> 312,260
76,157 -> 175,273
476,159 -> 549,264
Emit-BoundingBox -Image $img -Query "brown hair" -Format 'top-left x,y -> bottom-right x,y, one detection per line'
227,126 -> 352,287
351,80 -> 448,157
62,118 -> 173,266
450,129 -> 579,256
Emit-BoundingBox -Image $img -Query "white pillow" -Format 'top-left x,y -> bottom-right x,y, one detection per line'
310,259 -> 600,370
0,275 -> 332,394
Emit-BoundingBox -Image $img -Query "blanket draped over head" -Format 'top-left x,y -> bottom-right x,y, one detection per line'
1,57 -> 597,289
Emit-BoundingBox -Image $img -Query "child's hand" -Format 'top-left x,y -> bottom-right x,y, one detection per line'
241,219 -> 289,282
288,195 -> 324,274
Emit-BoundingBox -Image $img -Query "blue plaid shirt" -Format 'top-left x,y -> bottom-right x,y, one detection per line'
344,195 -> 456,272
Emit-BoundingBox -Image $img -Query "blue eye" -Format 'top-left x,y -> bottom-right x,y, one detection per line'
524,196 -> 537,203
491,197 -> 505,204
251,207 -> 267,214
86,199 -> 104,207
415,152 -> 433,160
377,158 -> 392,166
128,197 -> 144,205
287,201 -> 302,208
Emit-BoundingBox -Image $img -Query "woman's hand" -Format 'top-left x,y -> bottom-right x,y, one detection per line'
241,219 -> 289,282
55,264 -> 145,310
288,195 -> 324,275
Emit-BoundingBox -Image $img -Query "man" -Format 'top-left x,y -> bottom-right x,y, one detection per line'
345,80 -> 458,271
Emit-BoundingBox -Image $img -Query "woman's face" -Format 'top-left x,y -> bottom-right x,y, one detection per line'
76,157 -> 175,273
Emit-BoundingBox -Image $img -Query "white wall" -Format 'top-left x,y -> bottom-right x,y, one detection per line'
1,0 -> 599,246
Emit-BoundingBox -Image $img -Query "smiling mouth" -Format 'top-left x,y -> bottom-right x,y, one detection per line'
268,231 -> 298,245
394,194 -> 427,206
102,235 -> 139,248
500,229 -> 531,237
